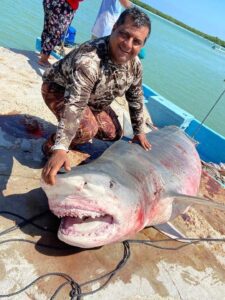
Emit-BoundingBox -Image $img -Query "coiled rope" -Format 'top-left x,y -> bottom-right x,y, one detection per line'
0,210 -> 224,299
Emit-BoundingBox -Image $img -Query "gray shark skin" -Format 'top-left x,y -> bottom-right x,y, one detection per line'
41,126 -> 202,248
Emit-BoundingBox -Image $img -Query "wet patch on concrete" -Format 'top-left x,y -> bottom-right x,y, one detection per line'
0,114 -> 55,140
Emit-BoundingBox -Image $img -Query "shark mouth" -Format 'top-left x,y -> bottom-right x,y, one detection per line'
53,206 -> 114,237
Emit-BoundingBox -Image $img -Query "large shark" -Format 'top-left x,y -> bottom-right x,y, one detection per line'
41,126 -> 221,248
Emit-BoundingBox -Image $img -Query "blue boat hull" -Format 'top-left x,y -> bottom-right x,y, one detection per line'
143,84 -> 225,163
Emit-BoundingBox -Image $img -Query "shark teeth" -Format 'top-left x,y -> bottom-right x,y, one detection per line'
59,215 -> 114,237
53,207 -> 106,220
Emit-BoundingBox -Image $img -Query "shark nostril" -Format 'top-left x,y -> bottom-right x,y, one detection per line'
109,180 -> 115,188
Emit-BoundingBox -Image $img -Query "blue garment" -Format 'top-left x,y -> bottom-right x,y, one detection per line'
91,0 -> 122,38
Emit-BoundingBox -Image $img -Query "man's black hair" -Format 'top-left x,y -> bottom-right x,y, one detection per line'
115,6 -> 151,41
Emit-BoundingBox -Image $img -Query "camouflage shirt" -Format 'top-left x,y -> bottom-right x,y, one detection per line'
43,36 -> 145,150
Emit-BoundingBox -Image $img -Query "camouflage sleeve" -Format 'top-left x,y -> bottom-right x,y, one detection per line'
54,58 -> 99,149
125,60 -> 144,135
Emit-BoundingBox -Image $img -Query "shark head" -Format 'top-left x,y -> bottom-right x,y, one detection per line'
42,166 -> 146,248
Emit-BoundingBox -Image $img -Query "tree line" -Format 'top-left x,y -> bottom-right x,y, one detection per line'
131,0 -> 225,48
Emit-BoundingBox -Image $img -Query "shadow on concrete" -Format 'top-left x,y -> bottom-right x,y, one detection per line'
0,113 -> 55,182
9,48 -> 45,77
0,186 -> 91,256
0,113 -> 109,256
0,113 -> 74,256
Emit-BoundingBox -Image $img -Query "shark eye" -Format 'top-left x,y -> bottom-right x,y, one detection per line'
84,182 -> 87,185
109,180 -> 116,188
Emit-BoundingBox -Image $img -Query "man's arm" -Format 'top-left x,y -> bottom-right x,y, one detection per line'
125,60 -> 151,151
54,59 -> 99,151
129,133 -> 151,151
42,150 -> 71,185
42,56 -> 99,185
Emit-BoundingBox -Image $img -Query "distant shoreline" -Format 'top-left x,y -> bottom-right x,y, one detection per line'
132,0 -> 225,48
134,1 -> 212,44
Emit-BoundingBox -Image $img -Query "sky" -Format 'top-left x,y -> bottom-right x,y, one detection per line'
141,0 -> 225,40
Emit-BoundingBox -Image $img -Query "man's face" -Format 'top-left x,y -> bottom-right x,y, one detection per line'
109,16 -> 149,65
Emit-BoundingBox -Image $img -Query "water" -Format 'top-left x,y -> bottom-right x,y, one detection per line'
1,0 -> 225,136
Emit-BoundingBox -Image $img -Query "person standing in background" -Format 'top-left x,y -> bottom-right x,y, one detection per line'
91,0 -> 132,39
39,0 -> 83,67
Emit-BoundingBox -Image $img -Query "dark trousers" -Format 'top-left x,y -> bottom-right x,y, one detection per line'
41,0 -> 75,56
41,82 -> 122,154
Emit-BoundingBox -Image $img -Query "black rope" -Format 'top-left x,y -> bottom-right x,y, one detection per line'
127,237 -> 225,250
0,272 -> 81,299
0,210 -> 224,298
0,210 -> 55,235
192,87 -> 225,138
0,238 -> 71,250
77,241 -> 130,298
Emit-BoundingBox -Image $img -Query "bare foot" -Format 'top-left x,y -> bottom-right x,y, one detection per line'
38,53 -> 51,67
38,59 -> 51,67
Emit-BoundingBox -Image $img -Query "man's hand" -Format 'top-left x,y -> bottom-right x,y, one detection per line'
42,150 -> 71,185
129,133 -> 151,151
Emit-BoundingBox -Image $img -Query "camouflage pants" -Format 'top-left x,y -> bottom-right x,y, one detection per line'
41,82 -> 122,154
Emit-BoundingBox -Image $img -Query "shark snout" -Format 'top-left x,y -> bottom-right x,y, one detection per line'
42,171 -> 142,247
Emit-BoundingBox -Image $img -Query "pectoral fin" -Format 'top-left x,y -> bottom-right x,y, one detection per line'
153,222 -> 190,242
